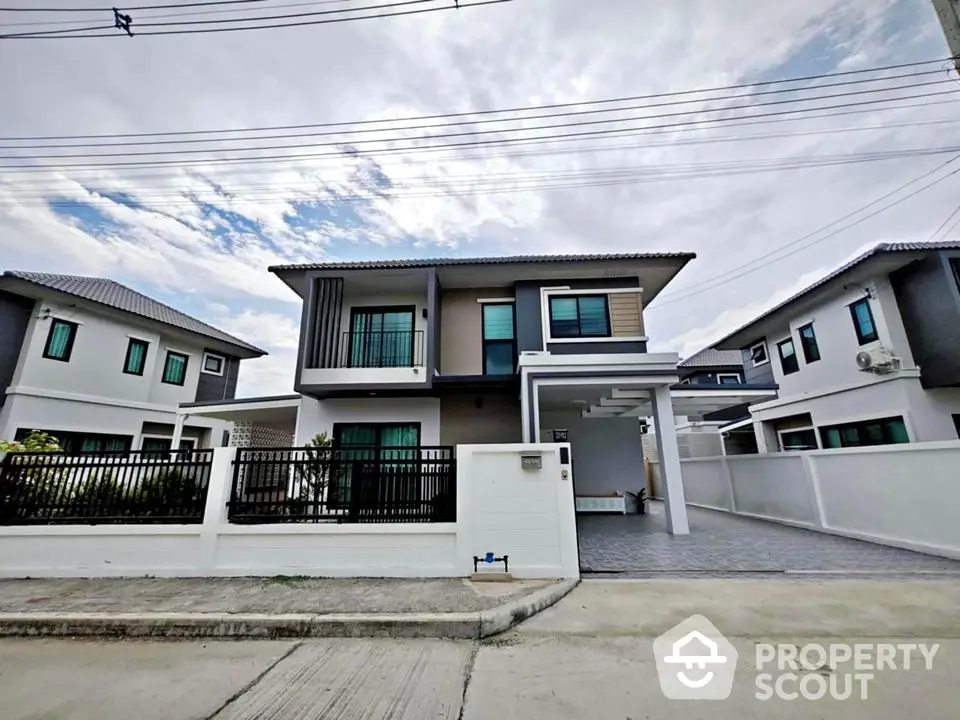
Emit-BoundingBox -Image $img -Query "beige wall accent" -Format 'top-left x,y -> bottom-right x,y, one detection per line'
609,291 -> 644,337
438,287 -> 512,376
439,394 -> 522,446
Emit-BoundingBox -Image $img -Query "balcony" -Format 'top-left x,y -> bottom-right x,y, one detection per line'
338,330 -> 424,369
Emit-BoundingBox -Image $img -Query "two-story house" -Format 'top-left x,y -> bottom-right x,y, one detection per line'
713,241 -> 960,452
0,272 -> 266,452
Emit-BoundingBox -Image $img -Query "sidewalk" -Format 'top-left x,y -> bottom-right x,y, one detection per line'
0,577 -> 578,640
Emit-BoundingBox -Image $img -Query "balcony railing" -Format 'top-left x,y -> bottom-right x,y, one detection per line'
338,330 -> 424,368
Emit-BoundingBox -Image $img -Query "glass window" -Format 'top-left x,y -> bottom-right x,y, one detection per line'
849,298 -> 878,345
780,428 -> 818,451
349,308 -> 415,368
777,338 -> 799,375
750,342 -> 768,366
123,338 -> 148,375
717,374 -> 741,385
332,423 -> 420,506
549,295 -> 610,338
42,319 -> 78,362
818,416 -> 909,448
202,353 -> 224,374
482,304 -> 515,375
16,428 -> 132,454
798,323 -> 820,363
162,351 -> 189,385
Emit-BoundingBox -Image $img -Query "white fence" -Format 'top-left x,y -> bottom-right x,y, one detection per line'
0,444 -> 578,580
653,441 -> 960,559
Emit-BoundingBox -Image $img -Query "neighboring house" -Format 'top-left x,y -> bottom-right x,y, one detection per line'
0,272 -> 266,452
713,241 -> 960,453
182,252 -> 775,535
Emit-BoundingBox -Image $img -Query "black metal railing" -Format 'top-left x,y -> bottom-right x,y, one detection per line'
0,450 -> 213,525
337,330 -> 424,369
229,446 -> 455,524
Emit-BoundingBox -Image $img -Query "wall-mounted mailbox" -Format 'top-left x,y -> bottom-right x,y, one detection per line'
520,455 -> 543,470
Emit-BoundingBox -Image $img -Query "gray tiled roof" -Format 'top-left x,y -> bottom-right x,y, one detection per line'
269,251 -> 696,273
712,241 -> 960,348
3,272 -> 266,356
679,348 -> 744,368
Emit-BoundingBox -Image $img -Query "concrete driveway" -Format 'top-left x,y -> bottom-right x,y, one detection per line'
577,502 -> 960,575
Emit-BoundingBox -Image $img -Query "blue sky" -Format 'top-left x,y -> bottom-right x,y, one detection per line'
0,0 -> 955,395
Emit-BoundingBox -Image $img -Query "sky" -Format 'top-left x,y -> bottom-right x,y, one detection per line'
0,0 -> 957,396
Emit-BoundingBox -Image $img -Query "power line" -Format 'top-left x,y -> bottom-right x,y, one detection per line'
927,197 -> 960,242
1,68 -> 944,150
0,0 -> 267,11
0,0 -> 508,38
650,156 -> 960,308
3,56 -> 952,141
3,86 -> 956,171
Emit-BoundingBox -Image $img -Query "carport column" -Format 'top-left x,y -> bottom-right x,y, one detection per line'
171,411 -> 187,450
651,384 -> 690,535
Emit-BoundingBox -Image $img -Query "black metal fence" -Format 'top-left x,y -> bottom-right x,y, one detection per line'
338,330 -> 424,369
229,446 -> 456,524
0,450 -> 213,525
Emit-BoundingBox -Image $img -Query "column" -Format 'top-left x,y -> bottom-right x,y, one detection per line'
651,384 -> 690,535
171,412 -> 187,450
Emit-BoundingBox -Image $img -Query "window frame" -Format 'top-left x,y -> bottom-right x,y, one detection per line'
749,340 -> 769,367
201,351 -> 226,376
123,338 -> 149,376
776,337 -> 800,375
161,350 -> 190,386
818,416 -> 909,449
481,302 -> 516,376
849,298 -> 879,345
42,318 -> 79,362
797,322 -> 821,364
348,305 -> 416,368
777,427 -> 819,452
716,373 -> 742,385
547,294 -> 612,339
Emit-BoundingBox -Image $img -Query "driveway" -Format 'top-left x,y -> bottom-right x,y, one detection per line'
577,501 -> 960,575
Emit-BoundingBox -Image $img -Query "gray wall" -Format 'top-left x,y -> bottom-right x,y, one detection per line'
681,368 -> 743,384
891,252 -> 960,388
0,291 -> 33,408
439,393 -> 522,446
741,344 -> 776,385
194,351 -> 241,402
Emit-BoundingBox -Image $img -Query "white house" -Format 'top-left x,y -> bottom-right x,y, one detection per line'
0,272 -> 266,452
713,242 -> 960,452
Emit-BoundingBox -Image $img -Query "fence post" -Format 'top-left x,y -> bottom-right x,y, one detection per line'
199,446 -> 236,574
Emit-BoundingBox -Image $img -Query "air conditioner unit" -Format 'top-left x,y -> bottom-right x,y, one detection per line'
855,347 -> 901,374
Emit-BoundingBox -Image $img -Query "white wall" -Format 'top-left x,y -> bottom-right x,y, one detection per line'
295,396 -> 441,445
539,409 -> 644,495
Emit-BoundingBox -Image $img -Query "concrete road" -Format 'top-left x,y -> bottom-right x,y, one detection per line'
1,580 -> 958,720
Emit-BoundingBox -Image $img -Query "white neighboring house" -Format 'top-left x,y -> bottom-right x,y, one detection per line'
713,241 -> 960,452
0,272 -> 266,452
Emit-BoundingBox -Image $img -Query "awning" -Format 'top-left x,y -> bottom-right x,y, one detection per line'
177,394 -> 301,425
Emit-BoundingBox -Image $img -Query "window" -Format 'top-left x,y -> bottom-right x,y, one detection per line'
797,323 -> 820,363
779,428 -> 818,451
42,319 -> 78,362
749,341 -> 768,366
141,436 -> 196,458
202,352 -> 225,375
716,373 -> 741,385
549,295 -> 610,338
15,428 -> 131,454
332,423 -> 421,506
777,338 -> 799,375
349,307 -> 415,368
123,338 -> 148,376
849,298 -> 878,345
819,416 -> 909,449
482,303 -> 515,375
162,351 -> 189,385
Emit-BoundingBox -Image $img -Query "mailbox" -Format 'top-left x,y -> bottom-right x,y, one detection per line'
520,455 -> 543,470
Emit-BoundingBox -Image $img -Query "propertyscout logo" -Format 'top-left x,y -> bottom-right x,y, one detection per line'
653,615 -> 939,701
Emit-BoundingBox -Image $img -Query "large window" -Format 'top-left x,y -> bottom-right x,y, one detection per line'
777,338 -> 799,375
849,298 -> 878,345
349,307 -> 415,368
549,295 -> 610,338
123,338 -> 148,376
797,323 -> 820,363
332,423 -> 420,505
482,303 -> 515,375
42,319 -> 78,362
779,428 -> 818,451
141,436 -> 196,458
162,351 -> 189,385
819,416 -> 909,449
15,428 -> 131,454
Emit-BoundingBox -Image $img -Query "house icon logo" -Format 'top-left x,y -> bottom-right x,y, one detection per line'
653,614 -> 738,699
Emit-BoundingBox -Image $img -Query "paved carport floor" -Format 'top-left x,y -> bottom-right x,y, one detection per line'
577,501 -> 960,575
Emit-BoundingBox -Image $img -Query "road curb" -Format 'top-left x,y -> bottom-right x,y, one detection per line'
0,579 -> 580,640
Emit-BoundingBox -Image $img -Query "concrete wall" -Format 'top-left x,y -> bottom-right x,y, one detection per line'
662,441 -> 960,559
295,395 -> 442,445
438,287 -> 512,376
539,410 -> 644,496
439,393 -> 522,446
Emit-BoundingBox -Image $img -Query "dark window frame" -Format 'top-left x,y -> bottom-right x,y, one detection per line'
42,318 -> 78,362
777,337 -> 800,375
161,350 -> 189,386
123,338 -> 149,376
797,323 -> 821,363
849,298 -> 879,345
818,416 -> 909,448
15,427 -> 132,454
481,302 -> 516,376
332,422 -> 423,449
548,294 -> 612,339
348,305 -> 416,368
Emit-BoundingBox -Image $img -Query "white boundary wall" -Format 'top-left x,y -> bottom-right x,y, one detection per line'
654,441 -> 960,559
0,444 -> 578,580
